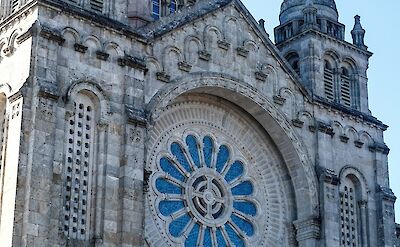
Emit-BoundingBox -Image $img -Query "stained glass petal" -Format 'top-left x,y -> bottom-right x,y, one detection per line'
169,214 -> 191,238
203,136 -> 214,168
156,178 -> 182,194
231,214 -> 254,237
186,135 -> 201,168
225,223 -> 245,247
231,181 -> 253,196
233,201 -> 257,216
224,161 -> 244,183
216,145 -> 230,173
160,157 -> 185,182
159,200 -> 185,217
171,142 -> 192,173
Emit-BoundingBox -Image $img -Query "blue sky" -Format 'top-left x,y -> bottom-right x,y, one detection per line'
241,0 -> 400,220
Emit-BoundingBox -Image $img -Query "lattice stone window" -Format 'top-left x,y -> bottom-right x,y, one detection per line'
340,180 -> 359,247
63,94 -> 95,240
152,134 -> 258,246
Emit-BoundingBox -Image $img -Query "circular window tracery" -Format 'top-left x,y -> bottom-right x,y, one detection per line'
152,134 -> 258,246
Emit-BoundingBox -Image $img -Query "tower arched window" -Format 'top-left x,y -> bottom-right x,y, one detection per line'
63,92 -> 97,240
152,0 -> 178,20
89,0 -> 104,13
169,0 -> 177,14
285,52 -> 300,76
324,60 -> 335,102
152,0 -> 161,20
339,175 -> 363,247
340,68 -> 352,108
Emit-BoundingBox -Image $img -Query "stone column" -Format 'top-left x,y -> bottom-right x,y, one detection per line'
358,200 -> 369,246
294,217 -> 321,247
317,167 -> 340,247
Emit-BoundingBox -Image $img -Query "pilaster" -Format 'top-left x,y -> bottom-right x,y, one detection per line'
317,167 -> 340,247
376,186 -> 397,247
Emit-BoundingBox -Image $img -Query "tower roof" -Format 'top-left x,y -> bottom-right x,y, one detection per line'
280,0 -> 338,24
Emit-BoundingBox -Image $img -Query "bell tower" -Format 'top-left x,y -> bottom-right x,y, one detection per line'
274,0 -> 372,114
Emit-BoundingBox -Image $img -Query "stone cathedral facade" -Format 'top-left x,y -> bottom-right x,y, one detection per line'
0,0 -> 397,246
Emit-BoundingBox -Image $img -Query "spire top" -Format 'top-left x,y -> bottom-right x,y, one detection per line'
351,15 -> 367,50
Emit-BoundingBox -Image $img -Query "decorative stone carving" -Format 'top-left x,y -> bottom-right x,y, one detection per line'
273,95 -> 286,105
292,118 -> 304,128
198,50 -> 211,61
354,140 -> 364,148
294,217 -> 321,242
74,43 -> 88,53
118,54 -> 147,71
339,134 -> 349,143
236,46 -> 249,57
217,40 -> 230,50
178,61 -> 192,72
156,71 -> 171,82
255,71 -> 268,82
95,51 -> 109,61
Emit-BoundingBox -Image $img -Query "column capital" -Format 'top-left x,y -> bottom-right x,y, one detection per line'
294,217 -> 321,242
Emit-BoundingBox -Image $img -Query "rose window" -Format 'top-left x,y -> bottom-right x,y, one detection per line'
152,134 -> 258,246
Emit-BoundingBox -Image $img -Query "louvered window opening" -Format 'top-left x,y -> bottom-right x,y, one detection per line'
340,185 -> 359,247
90,0 -> 103,12
324,68 -> 335,102
341,74 -> 351,107
11,0 -> 19,13
63,96 -> 95,240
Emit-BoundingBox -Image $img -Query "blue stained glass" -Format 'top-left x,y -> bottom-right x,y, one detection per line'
159,200 -> 185,216
233,201 -> 257,216
225,223 -> 245,247
171,142 -> 192,173
156,178 -> 182,194
231,181 -> 253,196
169,213 -> 191,238
160,157 -> 185,182
203,136 -> 214,168
224,161 -> 244,183
216,228 -> 226,247
152,0 -> 160,19
231,215 -> 254,237
203,227 -> 212,246
169,0 -> 177,13
216,145 -> 229,173
186,135 -> 201,168
185,223 -> 200,247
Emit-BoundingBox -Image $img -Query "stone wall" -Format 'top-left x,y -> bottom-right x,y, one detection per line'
0,0 -> 396,246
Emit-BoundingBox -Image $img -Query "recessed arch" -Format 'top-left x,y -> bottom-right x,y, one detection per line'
146,72 -> 319,221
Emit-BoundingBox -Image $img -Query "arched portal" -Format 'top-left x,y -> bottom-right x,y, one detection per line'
145,73 -> 319,246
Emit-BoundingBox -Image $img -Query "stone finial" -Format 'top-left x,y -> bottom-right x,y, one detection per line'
259,19 -> 266,31
351,15 -> 367,49
127,0 -> 152,28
